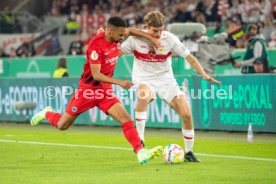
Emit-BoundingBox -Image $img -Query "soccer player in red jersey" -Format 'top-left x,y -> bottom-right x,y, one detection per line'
31,16 -> 163,165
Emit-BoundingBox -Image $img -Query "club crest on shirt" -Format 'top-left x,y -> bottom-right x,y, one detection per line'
91,50 -> 98,60
158,47 -> 164,53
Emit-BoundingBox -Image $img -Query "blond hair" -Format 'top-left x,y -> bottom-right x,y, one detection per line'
144,11 -> 165,27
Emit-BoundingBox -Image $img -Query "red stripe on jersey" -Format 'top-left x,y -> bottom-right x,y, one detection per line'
183,136 -> 193,140
133,50 -> 172,62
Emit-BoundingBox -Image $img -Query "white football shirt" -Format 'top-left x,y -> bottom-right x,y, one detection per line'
121,31 -> 190,81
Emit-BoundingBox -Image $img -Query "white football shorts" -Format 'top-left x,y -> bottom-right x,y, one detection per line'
133,78 -> 184,103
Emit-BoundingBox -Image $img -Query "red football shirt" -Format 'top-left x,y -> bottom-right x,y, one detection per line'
81,32 -> 121,89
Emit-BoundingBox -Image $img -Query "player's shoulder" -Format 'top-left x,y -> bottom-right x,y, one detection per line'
92,32 -> 105,41
124,35 -> 135,41
162,31 -> 172,37
127,33 -> 144,42
87,33 -> 105,50
126,30 -> 148,41
162,31 -> 177,39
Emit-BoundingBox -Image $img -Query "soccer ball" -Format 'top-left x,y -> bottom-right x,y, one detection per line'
163,144 -> 184,164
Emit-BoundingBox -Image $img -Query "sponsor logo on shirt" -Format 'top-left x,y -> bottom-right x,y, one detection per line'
140,45 -> 148,48
133,50 -> 172,62
105,56 -> 118,64
148,50 -> 156,58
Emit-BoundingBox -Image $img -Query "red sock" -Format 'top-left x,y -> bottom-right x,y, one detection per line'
121,121 -> 143,153
45,112 -> 61,128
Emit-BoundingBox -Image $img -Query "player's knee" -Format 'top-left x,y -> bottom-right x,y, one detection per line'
137,90 -> 151,102
181,112 -> 192,122
137,98 -> 149,107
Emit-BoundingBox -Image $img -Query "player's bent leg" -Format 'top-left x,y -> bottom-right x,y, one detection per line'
136,83 -> 154,112
107,102 -> 163,165
135,84 -> 154,146
169,95 -> 193,129
31,106 -> 77,130
55,112 -> 77,130
169,95 -> 200,162
107,102 -> 132,124
108,102 -> 142,152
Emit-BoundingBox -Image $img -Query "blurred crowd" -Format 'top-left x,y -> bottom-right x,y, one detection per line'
1,0 -> 276,58
48,0 -> 275,27
49,0 -> 276,52
0,7 -> 21,34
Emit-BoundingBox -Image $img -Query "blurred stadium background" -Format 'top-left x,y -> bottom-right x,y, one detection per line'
0,0 -> 275,183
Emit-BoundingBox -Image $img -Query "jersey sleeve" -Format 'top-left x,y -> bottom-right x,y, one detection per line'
121,36 -> 134,54
87,44 -> 103,64
170,33 -> 190,58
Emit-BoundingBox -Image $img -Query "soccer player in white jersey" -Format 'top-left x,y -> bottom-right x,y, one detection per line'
120,11 -> 221,162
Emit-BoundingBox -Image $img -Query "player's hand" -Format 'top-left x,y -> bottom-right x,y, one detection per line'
202,75 -> 222,85
149,37 -> 161,49
118,80 -> 133,89
97,27 -> 105,34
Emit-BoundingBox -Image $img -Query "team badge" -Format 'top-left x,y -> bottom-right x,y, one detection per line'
158,47 -> 164,53
90,50 -> 98,60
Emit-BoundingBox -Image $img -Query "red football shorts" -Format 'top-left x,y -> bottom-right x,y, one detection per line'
65,82 -> 120,117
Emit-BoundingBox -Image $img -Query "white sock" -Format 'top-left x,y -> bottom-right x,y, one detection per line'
135,111 -> 147,141
182,128 -> 195,153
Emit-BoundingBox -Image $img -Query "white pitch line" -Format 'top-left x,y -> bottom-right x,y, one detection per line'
0,139 -> 131,151
1,139 -> 276,162
196,153 -> 276,162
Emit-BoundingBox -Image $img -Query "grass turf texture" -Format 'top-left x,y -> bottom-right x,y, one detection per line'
0,123 -> 275,184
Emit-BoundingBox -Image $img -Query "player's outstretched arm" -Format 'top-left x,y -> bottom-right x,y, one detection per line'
127,28 -> 161,48
96,27 -> 160,48
185,54 -> 222,85
90,64 -> 133,89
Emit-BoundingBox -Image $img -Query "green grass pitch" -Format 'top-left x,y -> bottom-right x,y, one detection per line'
0,123 -> 275,184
